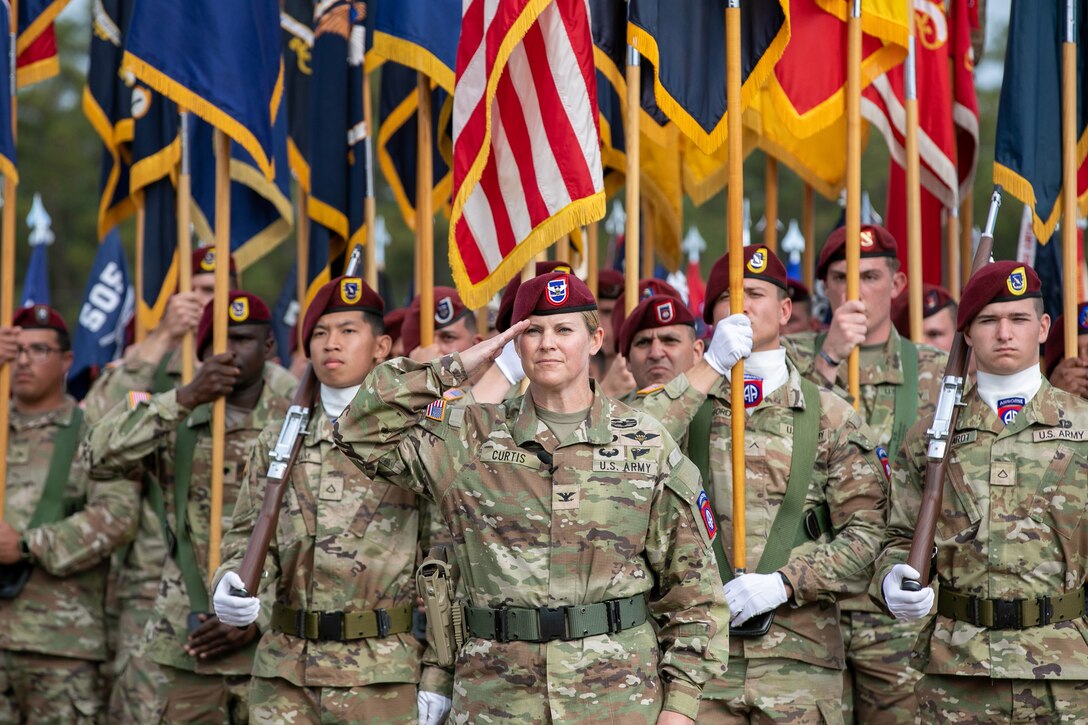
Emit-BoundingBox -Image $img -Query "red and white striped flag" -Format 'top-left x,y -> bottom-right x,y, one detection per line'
449,0 -> 605,309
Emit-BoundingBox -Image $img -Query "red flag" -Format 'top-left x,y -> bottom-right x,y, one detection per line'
883,160 -> 945,285
951,0 -> 979,200
687,259 -> 706,321
449,0 -> 605,308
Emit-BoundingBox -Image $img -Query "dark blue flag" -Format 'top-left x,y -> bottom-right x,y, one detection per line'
67,230 -> 134,400
0,0 -> 15,183
282,0 -> 315,191
271,262 -> 300,365
994,0 -> 1088,244
19,244 -> 49,306
123,0 -> 282,180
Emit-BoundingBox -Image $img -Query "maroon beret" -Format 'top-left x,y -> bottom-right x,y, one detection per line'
703,245 -> 788,325
597,269 -> 625,300
383,307 -> 408,346
890,284 -> 955,338
611,278 -> 683,353
495,262 -> 574,333
787,278 -> 811,303
957,261 -> 1042,331
301,276 -> 385,356
13,304 -> 68,336
191,246 -> 237,276
617,294 -> 697,357
401,286 -> 472,354
512,270 -> 597,325
816,224 -> 898,280
1044,301 -> 1088,374
196,291 -> 271,359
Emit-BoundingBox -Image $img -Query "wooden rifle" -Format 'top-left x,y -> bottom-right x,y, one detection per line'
902,187 -> 1002,591
233,247 -> 364,595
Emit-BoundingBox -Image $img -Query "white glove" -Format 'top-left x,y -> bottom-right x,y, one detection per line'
417,690 -> 453,725
723,572 -> 788,626
882,564 -> 935,621
213,571 -> 260,627
704,314 -> 753,375
494,340 -> 525,385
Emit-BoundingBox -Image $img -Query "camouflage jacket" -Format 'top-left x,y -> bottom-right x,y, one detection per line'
213,401 -> 440,691
0,397 -> 140,660
873,378 -> 1088,679
636,360 -> 888,676
784,327 -> 946,613
86,363 -> 296,675
332,356 -> 731,721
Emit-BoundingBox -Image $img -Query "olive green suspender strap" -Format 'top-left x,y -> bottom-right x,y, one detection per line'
145,407 -> 211,613
814,332 -> 918,457
28,407 -> 85,529
689,379 -> 821,584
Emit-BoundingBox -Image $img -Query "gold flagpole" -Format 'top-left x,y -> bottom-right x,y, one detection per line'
1062,0 -> 1077,359
726,0 -> 747,574
947,205 -> 960,300
764,156 -> 778,253
641,200 -> 655,279
624,43 -> 641,313
417,74 -> 434,345
296,189 -> 309,338
207,129 -> 231,580
0,0 -> 18,518
845,0 -> 862,406
178,110 -> 194,383
904,3 -> 923,341
802,183 -> 815,291
960,190 -> 973,291
587,222 -> 599,297
363,66 -> 377,291
135,206 -> 146,341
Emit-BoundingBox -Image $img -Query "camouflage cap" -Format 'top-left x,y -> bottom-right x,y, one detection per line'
957,261 -> 1042,331
617,294 -> 697,357
196,291 -> 271,359
512,270 -> 597,324
704,244 -> 788,324
301,276 -> 384,356
816,224 -> 898,280
13,304 -> 68,336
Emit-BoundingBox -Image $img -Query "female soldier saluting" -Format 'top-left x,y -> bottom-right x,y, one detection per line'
333,270 -> 729,725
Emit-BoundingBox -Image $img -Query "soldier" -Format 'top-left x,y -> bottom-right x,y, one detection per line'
332,270 -> 730,724
876,261 -> 1088,723
86,292 -> 296,723
636,246 -> 889,723
1043,300 -> 1088,398
891,283 -> 957,353
384,307 -> 409,360
784,224 -> 948,724
210,277 -> 451,725
782,279 -> 817,335
0,305 -> 140,722
601,278 -> 683,399
616,293 -> 703,404
401,286 -> 481,359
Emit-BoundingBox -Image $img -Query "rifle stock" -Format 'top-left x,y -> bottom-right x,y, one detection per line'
903,187 -> 1001,590
233,247 -> 364,596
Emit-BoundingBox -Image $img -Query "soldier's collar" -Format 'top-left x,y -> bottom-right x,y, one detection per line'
9,395 -> 78,430
851,327 -> 905,386
513,381 -> 612,447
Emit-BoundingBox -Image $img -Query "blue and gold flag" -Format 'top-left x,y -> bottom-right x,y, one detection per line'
994,0 -> 1088,244
0,1 -> 15,183
282,0 -> 314,191
122,0 -> 283,180
83,0 -> 135,239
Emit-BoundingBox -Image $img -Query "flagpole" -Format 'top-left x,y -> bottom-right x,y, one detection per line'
416,74 -> 434,344
177,110 -> 194,383
363,66 -> 378,292
207,129 -> 231,581
624,42 -> 640,313
135,206 -> 147,341
845,0 -> 862,406
904,4 -> 923,341
556,234 -> 571,264
1061,0 -> 1077,359
802,183 -> 815,290
296,189 -> 309,337
0,0 -> 18,519
947,205 -> 960,300
587,222 -> 599,297
641,200 -> 654,278
726,0 -> 747,575
764,156 -> 778,252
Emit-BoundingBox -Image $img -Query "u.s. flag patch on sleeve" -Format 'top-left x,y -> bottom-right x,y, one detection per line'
425,398 -> 447,422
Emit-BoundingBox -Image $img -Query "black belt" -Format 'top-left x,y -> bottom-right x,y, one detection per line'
464,595 -> 648,643
937,587 -> 1087,629
271,603 -> 413,641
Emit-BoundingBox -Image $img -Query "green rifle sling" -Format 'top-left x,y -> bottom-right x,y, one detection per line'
28,407 -> 85,529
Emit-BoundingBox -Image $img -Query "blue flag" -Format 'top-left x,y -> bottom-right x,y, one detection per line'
271,263 -> 300,365
0,1 -> 16,183
122,0 -> 283,180
19,243 -> 49,306
282,0 -> 314,191
67,230 -> 134,400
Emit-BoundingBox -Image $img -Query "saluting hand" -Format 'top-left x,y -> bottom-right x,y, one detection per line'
458,320 -> 530,379
176,352 -> 240,410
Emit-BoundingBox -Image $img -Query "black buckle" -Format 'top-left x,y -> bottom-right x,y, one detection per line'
376,608 -> 391,638
966,595 -> 981,626
992,599 -> 1023,629
605,599 -> 622,634
492,608 -> 508,643
803,510 -> 821,541
317,611 -> 344,640
1037,596 -> 1053,626
537,606 -> 568,642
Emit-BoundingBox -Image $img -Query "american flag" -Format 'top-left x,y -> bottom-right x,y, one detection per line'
449,0 -> 605,309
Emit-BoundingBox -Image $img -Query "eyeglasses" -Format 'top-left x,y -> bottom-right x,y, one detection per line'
14,344 -> 62,362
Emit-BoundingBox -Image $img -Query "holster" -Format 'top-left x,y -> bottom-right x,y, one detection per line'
0,561 -> 32,600
415,546 -> 464,667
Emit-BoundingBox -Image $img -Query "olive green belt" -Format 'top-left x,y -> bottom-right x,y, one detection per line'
465,595 -> 648,643
271,603 -> 413,641
937,587 -> 1086,629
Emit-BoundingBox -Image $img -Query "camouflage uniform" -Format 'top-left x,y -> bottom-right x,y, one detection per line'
0,397 -> 141,723
873,379 -> 1088,723
785,328 -> 946,724
86,362 -> 297,723
332,355 -> 731,723
637,360 -> 888,723
212,398 -> 444,724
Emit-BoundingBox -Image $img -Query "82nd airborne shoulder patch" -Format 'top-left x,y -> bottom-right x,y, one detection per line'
697,490 -> 717,540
